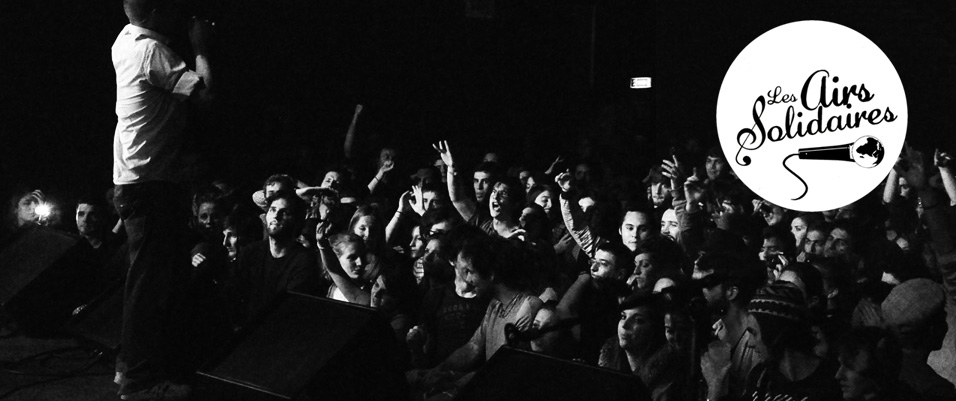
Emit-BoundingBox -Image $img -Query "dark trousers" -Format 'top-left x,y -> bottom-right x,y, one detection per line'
113,182 -> 190,394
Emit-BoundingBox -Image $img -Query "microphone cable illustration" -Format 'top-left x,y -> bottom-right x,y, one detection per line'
783,135 -> 885,200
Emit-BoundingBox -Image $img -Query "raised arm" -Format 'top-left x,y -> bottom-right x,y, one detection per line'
882,167 -> 901,204
188,18 -> 215,106
367,158 -> 394,194
433,141 -> 477,221
343,104 -> 363,159
897,145 -> 956,256
557,171 -> 600,258
936,149 -> 956,207
317,238 -> 372,305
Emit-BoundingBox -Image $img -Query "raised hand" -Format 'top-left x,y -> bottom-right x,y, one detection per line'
411,185 -> 426,215
555,170 -> 572,193
661,155 -> 686,189
545,155 -> 565,176
379,159 -> 395,174
935,148 -> 954,170
432,140 -> 455,168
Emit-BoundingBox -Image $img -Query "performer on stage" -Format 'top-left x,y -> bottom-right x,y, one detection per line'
111,0 -> 214,399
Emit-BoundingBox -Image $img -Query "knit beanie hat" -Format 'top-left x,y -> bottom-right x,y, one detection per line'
748,282 -> 808,324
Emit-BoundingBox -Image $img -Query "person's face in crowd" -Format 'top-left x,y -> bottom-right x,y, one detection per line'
519,170 -> 533,190
76,203 -> 103,237
483,152 -> 500,163
223,227 -> 240,260
519,207 -> 541,238
759,236 -> 784,263
473,171 -> 493,203
705,156 -> 729,181
351,215 -> 379,245
16,195 -> 38,227
665,313 -> 692,351
489,182 -> 518,220
336,241 -> 367,280
531,308 -> 562,355
455,253 -> 493,297
379,148 -> 396,170
574,163 -> 592,184
759,203 -> 786,226
370,275 -> 398,312
805,228 -> 828,258
695,259 -> 731,317
631,253 -> 656,290
428,220 -> 452,237
409,226 -> 426,259
321,171 -> 341,190
791,217 -> 809,248
618,306 -> 655,352
898,177 -> 912,199
265,182 -> 287,199
824,228 -> 851,259
649,180 -> 670,207
619,211 -> 651,252
836,351 -> 880,400
653,277 -> 676,293
660,209 -> 679,240
197,201 -> 224,232
822,208 -> 839,222
591,249 -> 623,280
534,191 -> 553,216
421,190 -> 444,211
266,198 -> 298,239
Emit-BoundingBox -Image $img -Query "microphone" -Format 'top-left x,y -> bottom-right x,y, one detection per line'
797,135 -> 884,168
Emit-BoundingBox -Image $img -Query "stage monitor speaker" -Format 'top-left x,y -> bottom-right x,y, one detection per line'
454,346 -> 651,401
196,292 -> 408,401
0,226 -> 99,335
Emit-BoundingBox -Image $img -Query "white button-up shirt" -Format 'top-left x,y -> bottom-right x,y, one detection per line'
112,24 -> 201,185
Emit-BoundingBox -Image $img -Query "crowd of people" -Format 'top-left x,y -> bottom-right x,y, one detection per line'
4,130 -> 956,401
2,0 -> 955,400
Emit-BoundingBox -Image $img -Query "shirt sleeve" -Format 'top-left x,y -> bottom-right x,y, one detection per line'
144,42 -> 202,100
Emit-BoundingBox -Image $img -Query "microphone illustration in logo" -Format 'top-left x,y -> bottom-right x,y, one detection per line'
784,136 -> 884,200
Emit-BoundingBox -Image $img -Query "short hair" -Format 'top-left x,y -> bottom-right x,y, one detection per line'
265,190 -> 306,222
838,327 -> 902,388
263,174 -> 296,192
696,251 -> 764,305
596,242 -> 635,275
473,161 -> 502,180
420,182 -> 445,197
223,210 -> 263,243
76,195 -> 108,212
761,225 -> 796,257
421,206 -> 462,235
705,146 -> 725,160
124,0 -> 165,22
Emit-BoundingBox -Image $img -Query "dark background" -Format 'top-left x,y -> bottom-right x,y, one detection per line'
1,0 -> 953,213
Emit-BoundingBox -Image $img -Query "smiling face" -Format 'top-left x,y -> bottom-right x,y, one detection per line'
197,201 -> 224,232
534,191 -> 553,216
619,211 -> 651,251
489,182 -> 517,220
705,156 -> 729,181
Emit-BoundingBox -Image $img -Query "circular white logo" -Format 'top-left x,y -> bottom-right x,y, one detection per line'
716,21 -> 907,212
